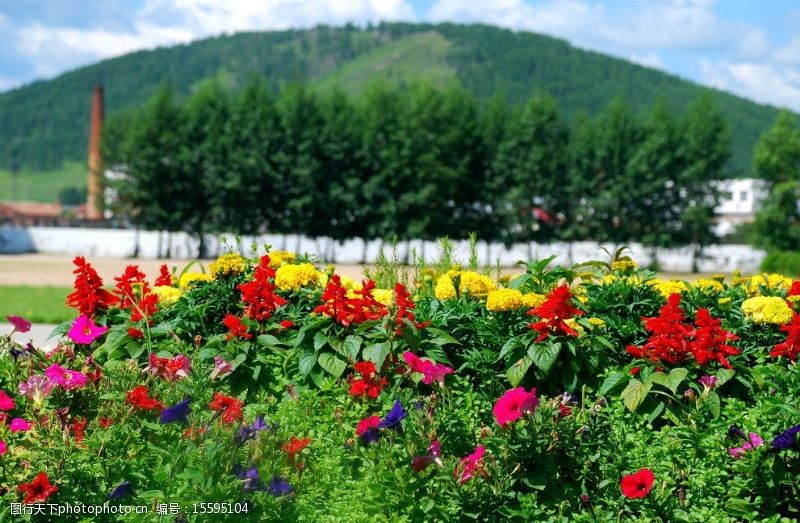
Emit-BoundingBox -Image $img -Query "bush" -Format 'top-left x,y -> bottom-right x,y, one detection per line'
761,250 -> 800,277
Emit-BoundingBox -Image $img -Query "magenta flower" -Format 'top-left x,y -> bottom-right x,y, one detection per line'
698,375 -> 717,391
210,356 -> 233,380
68,314 -> 108,345
0,390 -> 15,411
45,364 -> 88,391
403,352 -> 455,386
18,375 -> 55,405
0,440 -> 7,456
412,440 -> 443,472
10,418 -> 32,433
493,387 -> 540,426
730,433 -> 764,458
454,445 -> 486,485
7,315 -> 31,333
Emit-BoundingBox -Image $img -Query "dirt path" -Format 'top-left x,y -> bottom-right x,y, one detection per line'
0,254 -> 372,287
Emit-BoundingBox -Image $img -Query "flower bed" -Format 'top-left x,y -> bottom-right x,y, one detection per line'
1,251 -> 799,521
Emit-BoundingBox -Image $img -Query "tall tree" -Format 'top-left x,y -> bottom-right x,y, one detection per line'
754,111 -> 800,185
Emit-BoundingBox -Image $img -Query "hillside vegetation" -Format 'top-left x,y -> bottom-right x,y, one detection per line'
0,22 -> 782,181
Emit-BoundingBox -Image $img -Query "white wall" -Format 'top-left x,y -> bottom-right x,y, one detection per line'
0,225 -> 766,273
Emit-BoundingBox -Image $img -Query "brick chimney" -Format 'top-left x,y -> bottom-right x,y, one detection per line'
86,85 -> 104,221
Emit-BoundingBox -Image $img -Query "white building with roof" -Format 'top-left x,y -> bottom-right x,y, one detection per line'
713,178 -> 769,236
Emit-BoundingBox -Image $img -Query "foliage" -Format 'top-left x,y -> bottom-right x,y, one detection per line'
2,249 -> 800,521
761,251 -> 800,277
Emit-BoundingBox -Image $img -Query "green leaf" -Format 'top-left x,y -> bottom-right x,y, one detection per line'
647,367 -> 687,394
527,343 -> 561,375
714,368 -> 735,387
318,352 -> 347,378
705,391 -> 721,418
48,319 -> 72,340
425,327 -> 460,346
621,379 -> 652,412
497,337 -> 523,361
507,356 -> 533,387
344,335 -> 362,361
362,342 -> 390,369
598,371 -> 628,396
313,331 -> 328,352
229,352 -> 246,370
298,351 -> 317,377
257,334 -> 281,349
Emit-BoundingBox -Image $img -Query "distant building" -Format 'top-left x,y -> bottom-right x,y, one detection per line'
0,201 -> 68,226
713,178 -> 770,236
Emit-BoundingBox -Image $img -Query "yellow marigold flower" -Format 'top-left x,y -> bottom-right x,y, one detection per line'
742,296 -> 793,325
788,295 -> 800,304
339,275 -> 357,290
152,285 -> 182,306
611,259 -> 638,272
486,289 -> 523,312
268,251 -> 296,268
649,279 -> 688,298
179,272 -> 212,290
435,275 -> 457,301
564,317 -> 584,335
459,271 -> 496,298
718,297 -> 732,307
275,263 -> 319,291
318,272 -> 329,288
588,317 -> 605,329
522,292 -> 546,308
693,278 -> 724,293
748,274 -> 793,295
373,289 -> 394,307
209,253 -> 246,277
710,274 -> 726,283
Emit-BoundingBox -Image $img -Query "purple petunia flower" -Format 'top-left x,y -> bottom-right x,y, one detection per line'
378,400 -> 407,431
268,476 -> 293,497
235,415 -> 275,444
772,424 -> 800,450
108,480 -> 133,499
698,375 -> 717,390
238,468 -> 266,492
160,397 -> 191,424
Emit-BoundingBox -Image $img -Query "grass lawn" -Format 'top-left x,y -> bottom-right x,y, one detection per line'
0,286 -> 73,324
0,161 -> 86,202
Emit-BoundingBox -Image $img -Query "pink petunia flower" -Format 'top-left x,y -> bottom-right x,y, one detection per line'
67,314 -> 108,345
412,440 -> 443,472
7,315 -> 31,333
210,355 -> 233,380
493,387 -> 540,426
403,352 -> 455,386
0,390 -> 15,411
144,353 -> 191,382
730,433 -> 764,458
10,418 -> 32,433
0,440 -> 7,456
18,375 -> 55,405
44,364 -> 88,391
454,445 -> 486,485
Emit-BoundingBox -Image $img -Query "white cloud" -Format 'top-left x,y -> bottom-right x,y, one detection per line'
700,60 -> 800,110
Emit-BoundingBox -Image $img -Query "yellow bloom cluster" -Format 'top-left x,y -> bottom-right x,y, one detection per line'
275,263 -> 319,291
588,317 -> 606,329
741,296 -> 793,325
718,297 -> 732,308
179,272 -> 213,289
209,253 -> 246,277
693,278 -> 725,293
373,289 -> 394,307
748,274 -> 793,295
486,289 -> 523,312
522,292 -> 546,309
649,279 -> 688,298
152,285 -> 182,306
434,270 -> 496,301
611,259 -> 638,272
603,274 -> 643,286
268,251 -> 296,268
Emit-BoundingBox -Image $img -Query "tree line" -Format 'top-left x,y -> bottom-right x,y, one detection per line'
104,79 -> 731,258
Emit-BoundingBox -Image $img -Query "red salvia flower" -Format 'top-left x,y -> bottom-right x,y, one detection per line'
282,436 -> 312,462
66,256 -> 115,317
527,284 -> 583,342
279,320 -> 296,329
223,314 -> 252,341
98,417 -> 114,428
393,283 -> 429,333
208,392 -> 244,424
348,360 -> 387,399
620,468 -> 655,499
238,255 -> 287,321
128,327 -> 144,339
626,294 -> 694,365
71,417 -> 87,443
314,275 -> 389,327
18,472 -> 58,504
113,265 -> 159,326
771,312 -> 800,362
154,264 -> 173,287
125,386 -> 164,411
691,308 -> 740,368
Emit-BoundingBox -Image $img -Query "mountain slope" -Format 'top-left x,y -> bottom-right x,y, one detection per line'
0,22 -> 781,179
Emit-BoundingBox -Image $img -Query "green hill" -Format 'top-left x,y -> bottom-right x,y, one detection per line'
0,22 -> 782,196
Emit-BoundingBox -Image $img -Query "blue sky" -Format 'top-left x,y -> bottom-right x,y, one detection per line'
1,0 -> 799,110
